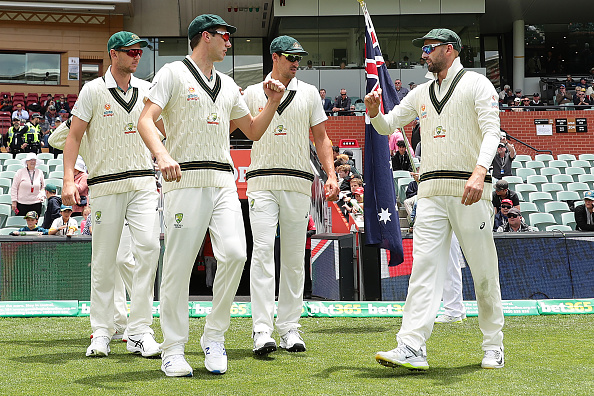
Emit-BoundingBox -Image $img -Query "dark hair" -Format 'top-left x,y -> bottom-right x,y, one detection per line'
190,33 -> 202,50
332,145 -> 340,153
396,140 -> 406,147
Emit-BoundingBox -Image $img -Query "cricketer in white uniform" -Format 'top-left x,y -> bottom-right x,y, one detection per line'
366,29 -> 505,370
243,36 -> 339,355
62,31 -> 162,358
137,14 -> 286,377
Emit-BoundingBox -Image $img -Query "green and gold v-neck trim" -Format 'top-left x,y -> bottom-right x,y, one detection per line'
182,57 -> 221,103
102,75 -> 139,114
429,69 -> 466,115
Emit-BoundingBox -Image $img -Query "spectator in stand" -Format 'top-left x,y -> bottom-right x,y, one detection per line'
514,89 -> 523,100
343,149 -> 360,176
392,140 -> 413,171
71,156 -> 89,216
563,75 -> 575,89
492,179 -> 520,213
556,84 -> 573,105
349,175 -> 363,195
10,211 -> 49,236
574,191 -> 594,231
10,153 -> 45,217
333,88 -> 352,116
48,205 -> 78,236
520,96 -> 531,109
511,97 -> 523,111
576,77 -> 589,91
491,141 -> 515,181
1,94 -> 12,111
320,89 -> 333,115
573,87 -> 592,108
80,205 -> 92,231
12,103 -> 29,122
336,164 -> 352,191
394,79 -> 409,102
497,208 -> 538,232
303,214 -> 316,299
27,101 -> 42,114
45,105 -> 59,127
499,85 -> 513,104
42,183 -> 62,229
408,82 -> 416,91
332,145 -> 340,160
55,94 -> 70,113
530,92 -> 545,107
403,171 -> 419,218
493,198 -> 513,231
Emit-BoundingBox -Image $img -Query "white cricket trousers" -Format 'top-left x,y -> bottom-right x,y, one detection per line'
397,196 -> 504,351
442,232 -> 466,318
160,187 -> 247,357
248,190 -> 310,336
113,222 -> 136,333
90,189 -> 160,338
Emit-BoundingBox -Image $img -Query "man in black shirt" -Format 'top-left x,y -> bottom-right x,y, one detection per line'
492,180 -> 520,213
392,140 -> 412,171
332,89 -> 353,115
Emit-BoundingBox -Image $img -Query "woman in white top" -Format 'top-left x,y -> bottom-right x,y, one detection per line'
10,152 -> 45,217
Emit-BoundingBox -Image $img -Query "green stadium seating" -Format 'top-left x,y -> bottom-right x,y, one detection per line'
541,183 -> 564,201
541,167 -> 561,183
526,175 -> 548,191
529,212 -> 556,231
516,168 -> 536,182
528,191 -> 553,212
544,201 -> 570,224
525,160 -> 546,175
545,224 -> 572,232
558,154 -> 576,162
561,212 -> 576,230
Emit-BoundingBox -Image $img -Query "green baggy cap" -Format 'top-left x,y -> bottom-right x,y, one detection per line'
270,35 -> 308,55
412,28 -> 462,52
107,31 -> 148,52
188,14 -> 237,40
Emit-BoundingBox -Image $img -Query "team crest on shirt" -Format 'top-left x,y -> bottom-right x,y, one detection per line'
124,122 -> 136,134
206,113 -> 219,125
274,125 -> 287,136
187,87 -> 199,101
174,213 -> 183,228
420,103 -> 428,119
95,211 -> 102,224
103,104 -> 114,117
491,95 -> 499,108
434,125 -> 446,138
258,106 -> 264,113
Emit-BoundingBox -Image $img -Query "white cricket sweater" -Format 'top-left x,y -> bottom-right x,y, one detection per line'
243,75 -> 327,196
371,57 -> 501,201
147,57 -> 250,194
71,67 -> 156,198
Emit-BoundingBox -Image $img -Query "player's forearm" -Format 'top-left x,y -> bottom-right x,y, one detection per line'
138,115 -> 168,161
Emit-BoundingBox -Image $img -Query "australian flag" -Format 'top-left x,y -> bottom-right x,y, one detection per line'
361,1 -> 404,266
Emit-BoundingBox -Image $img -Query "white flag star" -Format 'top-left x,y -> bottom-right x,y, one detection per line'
378,208 -> 392,224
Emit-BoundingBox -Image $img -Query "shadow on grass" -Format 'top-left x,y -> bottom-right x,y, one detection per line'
75,370 -> 165,390
0,337 -> 89,348
11,348 -> 160,365
311,326 -> 391,334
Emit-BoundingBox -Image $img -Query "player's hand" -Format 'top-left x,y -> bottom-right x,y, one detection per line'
62,181 -> 80,206
157,153 -> 182,182
364,88 -> 382,118
324,178 -> 339,201
263,79 -> 285,103
462,165 -> 486,206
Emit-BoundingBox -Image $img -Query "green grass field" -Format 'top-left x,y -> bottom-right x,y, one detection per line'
0,315 -> 592,395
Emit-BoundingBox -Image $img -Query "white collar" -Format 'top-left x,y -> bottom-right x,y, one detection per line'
425,57 -> 464,82
104,65 -> 142,90
185,55 -> 217,81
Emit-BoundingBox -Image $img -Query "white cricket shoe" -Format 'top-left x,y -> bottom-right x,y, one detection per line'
280,329 -> 306,352
375,344 -> 429,371
126,333 -> 161,357
112,327 -> 126,341
86,336 -> 110,357
161,354 -> 193,377
435,314 -> 467,324
253,331 -> 277,355
201,335 -> 227,374
482,348 -> 505,369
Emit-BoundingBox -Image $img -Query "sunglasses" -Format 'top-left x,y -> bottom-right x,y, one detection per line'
421,42 -> 454,55
281,53 -> 303,63
115,48 -> 143,58
208,30 -> 231,41
507,214 -> 519,218
501,205 -> 512,209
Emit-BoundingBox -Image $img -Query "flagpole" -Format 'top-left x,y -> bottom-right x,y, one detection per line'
357,0 -> 417,174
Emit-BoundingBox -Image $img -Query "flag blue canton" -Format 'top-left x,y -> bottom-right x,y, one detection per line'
362,4 -> 404,266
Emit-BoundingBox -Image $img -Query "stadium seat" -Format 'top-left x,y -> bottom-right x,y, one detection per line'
570,160 -> 590,169
36,164 -> 49,178
551,174 -> 574,190
510,161 -> 523,176
558,154 -> 576,162
5,216 -> 27,228
397,177 -> 414,204
528,191 -> 553,212
534,154 -> 554,166
37,153 -> 54,163
0,171 -> 16,180
393,170 -> 411,180
514,154 -> 532,165
45,178 -> 63,195
544,201 -> 570,224
526,175 -> 548,191
4,159 -> 22,166
577,174 -> 594,190
541,167 -> 561,183
48,171 -> 63,179
0,178 -> 11,194
54,164 -> 64,173
548,160 -> 569,173
578,153 -> 594,167
47,159 -> 62,172
0,204 -> 10,228
502,175 -> 523,191
541,183 -> 564,201
561,212 -> 577,230
529,212 -> 556,231
565,167 -> 586,182
567,182 -> 590,196
516,168 -> 536,182
545,224 -> 573,232
525,160 -> 546,175
515,184 -> 538,201
0,195 -> 12,205
0,227 -> 19,235
15,153 -> 28,160
519,202 -> 539,223
0,152 -> 11,165
5,164 -> 22,172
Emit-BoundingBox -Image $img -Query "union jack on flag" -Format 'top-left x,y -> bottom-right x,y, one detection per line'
360,0 -> 404,266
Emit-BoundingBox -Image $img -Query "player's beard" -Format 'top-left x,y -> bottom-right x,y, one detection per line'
427,52 -> 447,74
